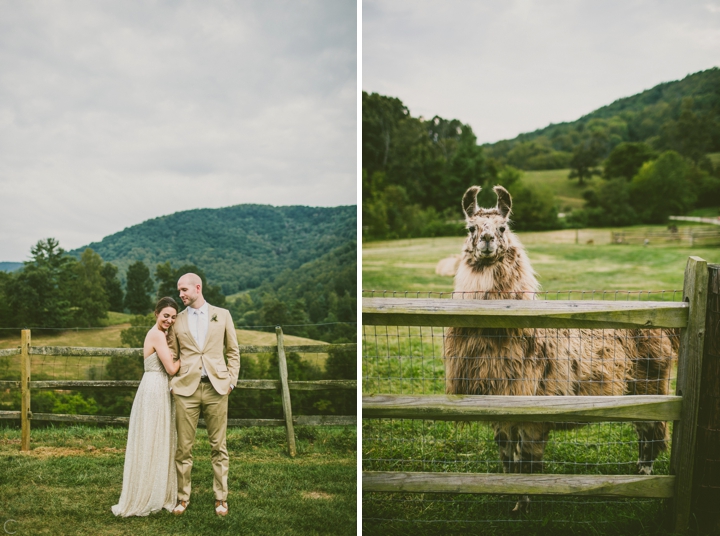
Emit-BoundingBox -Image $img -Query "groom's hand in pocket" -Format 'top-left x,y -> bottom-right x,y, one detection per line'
227,385 -> 234,395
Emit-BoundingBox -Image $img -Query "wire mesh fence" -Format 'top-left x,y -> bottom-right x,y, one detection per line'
362,289 -> 682,535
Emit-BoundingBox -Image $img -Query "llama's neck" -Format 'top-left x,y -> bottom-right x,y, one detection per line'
454,241 -> 539,299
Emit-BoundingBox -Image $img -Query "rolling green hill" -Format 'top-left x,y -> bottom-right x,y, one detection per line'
71,204 -> 357,294
484,67 -> 720,170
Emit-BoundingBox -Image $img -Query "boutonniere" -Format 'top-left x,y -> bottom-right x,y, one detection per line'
211,314 -> 218,322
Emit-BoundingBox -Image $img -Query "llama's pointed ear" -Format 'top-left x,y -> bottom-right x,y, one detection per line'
494,186 -> 512,218
462,186 -> 481,219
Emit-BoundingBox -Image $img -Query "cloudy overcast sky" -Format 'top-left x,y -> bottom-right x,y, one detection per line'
0,1 -> 356,261
364,0 -> 720,144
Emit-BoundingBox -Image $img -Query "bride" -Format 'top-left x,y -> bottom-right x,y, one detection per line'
112,296 -> 180,517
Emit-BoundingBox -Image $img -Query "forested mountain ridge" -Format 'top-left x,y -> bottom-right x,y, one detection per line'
483,67 -> 720,170
71,204 -> 357,294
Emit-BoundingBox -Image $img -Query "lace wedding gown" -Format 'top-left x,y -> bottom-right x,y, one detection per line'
112,352 -> 177,517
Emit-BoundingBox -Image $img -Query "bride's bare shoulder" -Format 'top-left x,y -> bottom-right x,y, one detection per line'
144,326 -> 164,345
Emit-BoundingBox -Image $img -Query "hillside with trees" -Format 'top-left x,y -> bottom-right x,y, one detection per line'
484,67 -> 720,171
363,68 -> 720,238
71,204 -> 356,294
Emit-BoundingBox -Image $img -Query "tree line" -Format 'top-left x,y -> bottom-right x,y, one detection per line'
0,238 -> 225,330
363,91 -> 567,239
0,237 -> 355,345
567,143 -> 720,227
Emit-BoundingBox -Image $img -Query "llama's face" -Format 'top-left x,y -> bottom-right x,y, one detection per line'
461,185 -> 513,266
464,211 -> 510,264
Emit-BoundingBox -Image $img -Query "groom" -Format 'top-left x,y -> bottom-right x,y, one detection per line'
168,273 -> 240,517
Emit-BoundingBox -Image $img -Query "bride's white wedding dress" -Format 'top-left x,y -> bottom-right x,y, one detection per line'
112,352 -> 177,517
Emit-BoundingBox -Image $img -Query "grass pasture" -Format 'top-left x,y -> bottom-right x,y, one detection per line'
362,227 -> 720,294
519,168 -> 603,210
361,229 -> 716,535
0,424 -> 356,535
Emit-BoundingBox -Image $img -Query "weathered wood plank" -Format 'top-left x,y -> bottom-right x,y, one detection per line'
19,379 -> 354,390
276,327 -> 297,457
295,415 -> 357,426
671,256 -> 710,534
29,346 -> 143,357
288,380 -> 357,391
30,381 -> 142,389
30,412 -> 130,424
284,344 -> 356,353
362,471 -> 675,498
0,411 -> 20,419
363,297 -> 688,329
22,413 -> 355,427
238,345 -> 278,354
25,343 -> 354,358
691,263 -> 720,534
225,418 -> 285,427
363,394 -> 682,422
0,348 -> 20,357
21,330 -> 30,451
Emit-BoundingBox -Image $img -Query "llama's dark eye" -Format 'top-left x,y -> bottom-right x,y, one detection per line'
499,226 -> 506,233
468,226 -> 476,233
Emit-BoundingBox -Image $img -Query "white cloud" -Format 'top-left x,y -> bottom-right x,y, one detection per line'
0,0 -> 357,261
363,0 -> 719,144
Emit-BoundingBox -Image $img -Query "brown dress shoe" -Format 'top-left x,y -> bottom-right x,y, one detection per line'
172,500 -> 189,515
215,500 -> 228,516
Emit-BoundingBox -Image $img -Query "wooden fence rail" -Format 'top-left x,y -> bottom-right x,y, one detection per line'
0,328 -> 357,458
361,256 -> 715,535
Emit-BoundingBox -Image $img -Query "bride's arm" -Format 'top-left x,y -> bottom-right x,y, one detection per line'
153,331 -> 180,375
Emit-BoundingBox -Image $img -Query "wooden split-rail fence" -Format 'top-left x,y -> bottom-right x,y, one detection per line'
612,226 -> 720,246
0,327 -> 356,458
362,257 -> 720,535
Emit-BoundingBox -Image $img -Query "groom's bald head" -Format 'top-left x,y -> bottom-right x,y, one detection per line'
177,273 -> 204,308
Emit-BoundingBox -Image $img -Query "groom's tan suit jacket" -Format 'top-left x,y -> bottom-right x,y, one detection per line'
169,305 -> 240,396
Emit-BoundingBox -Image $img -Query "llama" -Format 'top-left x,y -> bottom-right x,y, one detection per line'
444,185 -> 675,510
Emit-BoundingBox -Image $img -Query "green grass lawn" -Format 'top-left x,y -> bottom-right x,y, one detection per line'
519,168 -> 603,210
362,230 -> 720,294
0,424 -> 356,536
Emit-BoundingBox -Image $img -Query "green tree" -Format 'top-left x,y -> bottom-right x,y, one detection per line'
659,97 -> 713,163
120,313 -> 155,348
568,135 -> 605,186
509,183 -> 559,231
603,142 -> 657,181
154,261 -> 226,308
362,91 -> 410,182
568,179 -> 639,227
101,262 -> 124,312
124,261 -> 154,315
71,248 -> 109,327
629,151 -> 697,223
0,271 -> 13,328
9,238 -> 75,328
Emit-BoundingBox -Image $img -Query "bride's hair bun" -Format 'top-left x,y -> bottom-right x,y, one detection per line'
155,296 -> 179,315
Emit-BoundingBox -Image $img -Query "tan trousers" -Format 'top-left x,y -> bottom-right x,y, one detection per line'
173,382 -> 229,501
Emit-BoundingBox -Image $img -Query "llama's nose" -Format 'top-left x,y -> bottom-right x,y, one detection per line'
480,232 -> 493,242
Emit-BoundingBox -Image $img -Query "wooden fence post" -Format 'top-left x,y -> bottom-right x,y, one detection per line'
689,263 -> 720,534
276,326 -> 297,457
20,329 -> 31,451
670,256 -> 709,533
